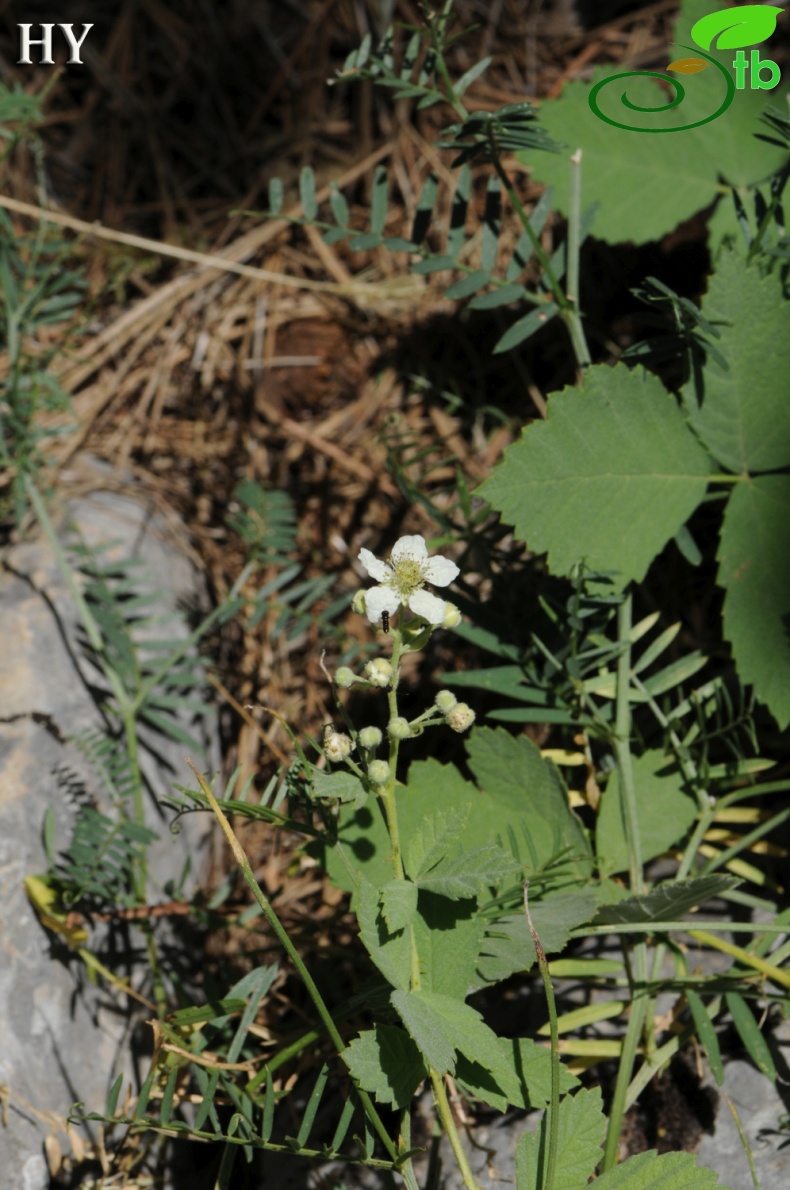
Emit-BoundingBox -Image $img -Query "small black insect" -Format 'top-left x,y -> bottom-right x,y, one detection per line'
381,611 -> 390,633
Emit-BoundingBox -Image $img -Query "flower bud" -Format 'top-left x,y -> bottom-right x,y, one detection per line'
446,702 -> 475,733
387,716 -> 411,741
434,689 -> 457,714
323,730 -> 353,762
364,658 -> 393,688
368,759 -> 391,786
442,602 -> 462,629
358,726 -> 383,750
335,666 -> 355,688
351,590 -> 367,616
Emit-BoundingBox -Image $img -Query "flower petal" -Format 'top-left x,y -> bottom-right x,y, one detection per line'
408,589 -> 448,625
391,535 -> 428,564
358,548 -> 391,583
365,585 -> 401,622
423,555 -> 459,587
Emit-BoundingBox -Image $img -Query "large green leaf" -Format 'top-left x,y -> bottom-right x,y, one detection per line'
686,251 -> 790,473
456,1037 -> 579,1112
321,726 -> 592,892
717,476 -> 790,728
344,1025 -> 427,1109
355,877 -> 485,998
414,843 -> 523,899
390,989 -> 522,1102
474,889 -> 599,988
478,364 -> 711,586
593,1149 -> 732,1189
596,750 -> 698,876
516,1088 -> 606,1190
524,0 -> 788,245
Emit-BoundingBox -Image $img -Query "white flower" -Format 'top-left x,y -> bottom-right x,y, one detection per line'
357,535 -> 459,626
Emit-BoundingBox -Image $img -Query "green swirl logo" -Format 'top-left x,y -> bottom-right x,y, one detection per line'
588,5 -> 782,134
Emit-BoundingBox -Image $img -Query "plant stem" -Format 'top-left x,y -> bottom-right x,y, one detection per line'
525,884 -> 560,1190
602,591 -> 649,1170
430,1070 -> 482,1190
188,761 -> 402,1167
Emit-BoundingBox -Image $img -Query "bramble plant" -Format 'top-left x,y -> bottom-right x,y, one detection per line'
17,1 -> 790,1188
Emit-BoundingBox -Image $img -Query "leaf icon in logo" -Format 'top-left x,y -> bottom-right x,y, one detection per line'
691,4 -> 782,51
667,57 -> 708,74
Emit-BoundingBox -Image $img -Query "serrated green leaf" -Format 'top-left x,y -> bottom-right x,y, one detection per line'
344,1025 -> 427,1109
478,364 -> 712,587
457,1036 -> 579,1112
493,302 -> 558,353
475,889 -> 599,987
592,1148 -> 732,1189
355,875 -> 411,990
416,844 -> 523,899
592,874 -> 740,926
310,768 -> 365,804
379,880 -> 418,932
321,727 -> 591,896
299,166 -> 317,219
726,991 -> 776,1079
412,892 -> 486,998
516,1087 -> 606,1190
685,252 -> 790,473
391,989 -> 521,1101
405,806 -> 469,881
596,751 -> 697,877
527,0 -> 788,244
717,475 -> 790,728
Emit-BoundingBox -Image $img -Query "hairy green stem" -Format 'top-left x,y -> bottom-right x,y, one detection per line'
430,1071 -> 482,1190
188,761 -> 402,1167
525,884 -> 560,1190
602,592 -> 649,1170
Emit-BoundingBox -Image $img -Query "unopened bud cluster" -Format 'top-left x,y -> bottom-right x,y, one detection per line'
323,729 -> 353,762
364,658 -> 393,688
446,702 -> 475,733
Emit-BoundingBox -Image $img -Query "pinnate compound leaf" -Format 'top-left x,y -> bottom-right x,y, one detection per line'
685,251 -> 790,473
344,1025 -> 427,1109
379,880 -> 418,933
391,990 -> 521,1102
717,476 -> 790,729
592,875 -> 740,926
415,843 -> 522,900
405,806 -> 469,881
592,1149 -> 732,1189
411,892 -> 485,999
516,1087 -> 606,1190
478,364 -> 711,587
457,1037 -> 579,1112
596,751 -> 697,876
324,727 -> 591,894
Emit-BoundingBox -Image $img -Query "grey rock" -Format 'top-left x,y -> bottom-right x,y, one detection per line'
0,471 -> 218,1187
